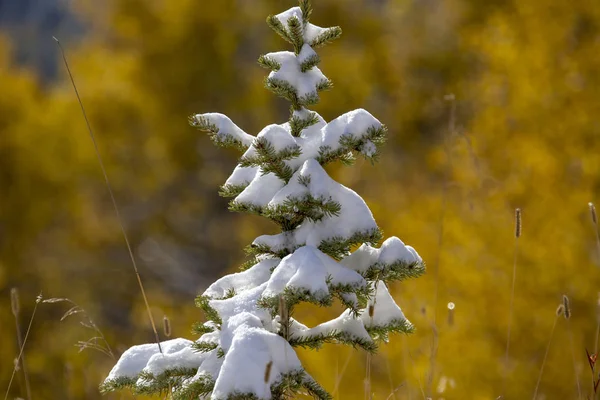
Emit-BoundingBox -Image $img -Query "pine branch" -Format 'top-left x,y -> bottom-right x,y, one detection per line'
265,78 -> 328,110
239,137 -> 301,181
191,321 -> 215,335
287,16 -> 304,54
318,228 -> 383,260
309,26 -> 342,48
219,183 -> 249,198
289,110 -> 320,137
195,295 -> 222,325
266,15 -> 294,44
362,260 -> 426,284
245,242 -> 293,261
192,341 -> 218,353
99,376 -> 137,394
366,318 -> 415,341
188,115 -> 250,151
317,125 -> 388,165
299,0 -> 313,24
290,329 -> 377,353
135,367 -> 198,395
300,53 -> 321,72
257,55 -> 282,71
172,376 -> 215,400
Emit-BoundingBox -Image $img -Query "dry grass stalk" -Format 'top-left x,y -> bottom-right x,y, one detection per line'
42,298 -> 114,359
54,36 -> 163,354
427,93 -> 456,397
10,288 -> 31,400
532,304 -> 563,399
4,293 -> 42,400
332,349 -> 353,397
503,208 -> 522,396
562,295 -> 582,399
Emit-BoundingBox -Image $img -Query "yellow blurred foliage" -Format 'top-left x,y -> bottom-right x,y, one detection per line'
1,0 -> 600,399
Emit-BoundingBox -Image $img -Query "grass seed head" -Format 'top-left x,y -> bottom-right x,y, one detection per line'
163,315 -> 171,337
562,295 -> 571,320
515,208 -> 522,238
10,287 -> 20,316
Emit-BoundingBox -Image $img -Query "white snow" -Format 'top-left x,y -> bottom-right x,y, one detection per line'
273,6 -> 330,45
304,23 -> 329,44
185,348 -> 223,384
263,245 -> 366,300
292,162 -> 378,247
406,245 -> 423,263
360,281 -> 408,328
139,344 -> 204,379
265,51 -> 328,99
105,338 -> 194,380
274,6 -> 304,28
203,258 -> 281,298
258,159 -> 378,250
213,322 -> 302,399
225,165 -> 258,187
340,243 -> 379,273
297,309 -> 373,344
360,140 -> 377,157
341,237 -> 422,274
195,113 -> 254,147
378,237 -> 415,264
256,124 -> 299,152
320,109 -> 382,152
234,170 -> 285,208
210,283 -> 271,327
298,44 -> 318,64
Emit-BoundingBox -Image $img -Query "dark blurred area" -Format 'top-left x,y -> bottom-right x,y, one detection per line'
1,0 -> 600,399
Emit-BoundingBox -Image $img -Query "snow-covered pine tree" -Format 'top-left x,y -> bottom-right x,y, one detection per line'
100,1 -> 425,399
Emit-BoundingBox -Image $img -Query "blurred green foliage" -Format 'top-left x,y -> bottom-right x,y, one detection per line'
1,0 -> 600,399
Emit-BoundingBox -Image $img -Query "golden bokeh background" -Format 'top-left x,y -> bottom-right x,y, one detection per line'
1,0 -> 600,399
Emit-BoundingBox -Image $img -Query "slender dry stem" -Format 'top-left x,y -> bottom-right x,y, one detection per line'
589,203 -> 600,357
43,298 -> 114,359
567,319 -> 582,399
53,36 -> 162,354
503,208 -> 521,395
427,94 -> 455,396
333,349 -> 353,397
532,310 -> 560,399
4,293 -> 42,400
10,288 -> 31,400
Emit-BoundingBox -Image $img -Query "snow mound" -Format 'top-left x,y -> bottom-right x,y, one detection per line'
320,109 -> 383,157
194,113 -> 254,147
341,236 -> 422,273
263,245 -> 366,300
273,6 -> 333,45
234,170 -> 285,209
265,50 -> 328,99
256,159 -> 378,251
105,338 -> 198,381
213,315 -> 302,399
204,258 -> 281,298
360,281 -> 410,329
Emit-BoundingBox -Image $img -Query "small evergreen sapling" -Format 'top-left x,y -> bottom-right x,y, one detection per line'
101,1 -> 425,399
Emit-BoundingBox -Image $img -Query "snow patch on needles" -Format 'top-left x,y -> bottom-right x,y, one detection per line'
204,258 -> 280,299
194,113 -> 255,148
105,338 -> 197,380
263,245 -> 366,300
265,51 -> 328,99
